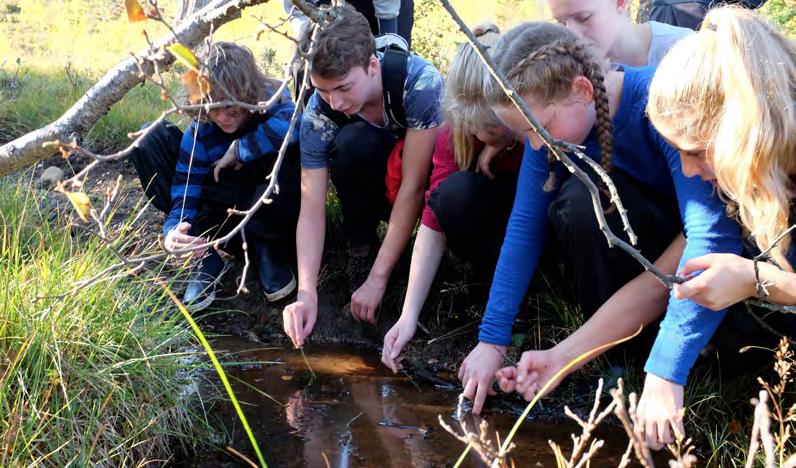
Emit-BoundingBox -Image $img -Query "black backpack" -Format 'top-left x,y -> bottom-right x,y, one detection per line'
323,33 -> 410,133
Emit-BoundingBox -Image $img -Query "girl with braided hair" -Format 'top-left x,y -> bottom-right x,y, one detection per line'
458,22 -> 743,422
635,7 -> 795,449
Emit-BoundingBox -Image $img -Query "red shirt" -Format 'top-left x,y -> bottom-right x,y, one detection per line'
422,125 -> 523,231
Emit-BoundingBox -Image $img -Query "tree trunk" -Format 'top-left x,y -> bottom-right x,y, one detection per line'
0,0 -> 269,177
176,0 -> 215,21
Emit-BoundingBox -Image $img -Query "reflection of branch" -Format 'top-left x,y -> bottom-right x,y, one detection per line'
435,0 -> 683,289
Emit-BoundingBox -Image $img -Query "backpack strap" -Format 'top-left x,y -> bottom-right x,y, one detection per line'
381,43 -> 409,129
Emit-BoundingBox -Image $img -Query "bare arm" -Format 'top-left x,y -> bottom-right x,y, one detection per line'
372,127 -> 438,282
283,167 -> 328,348
351,127 -> 439,323
382,224 -> 446,372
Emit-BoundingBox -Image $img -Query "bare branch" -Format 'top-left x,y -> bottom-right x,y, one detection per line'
434,0 -> 683,289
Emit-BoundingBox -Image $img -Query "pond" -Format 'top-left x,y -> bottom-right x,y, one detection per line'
193,336 -> 641,467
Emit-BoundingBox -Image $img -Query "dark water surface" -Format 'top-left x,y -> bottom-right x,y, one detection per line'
196,336 -> 638,467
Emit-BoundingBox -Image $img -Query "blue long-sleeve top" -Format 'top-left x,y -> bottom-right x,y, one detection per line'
163,89 -> 299,236
479,66 -> 742,386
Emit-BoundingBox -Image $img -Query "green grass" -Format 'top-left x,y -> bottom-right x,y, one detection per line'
0,175 -> 212,465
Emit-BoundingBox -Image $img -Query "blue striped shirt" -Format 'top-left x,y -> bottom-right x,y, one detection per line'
163,90 -> 299,235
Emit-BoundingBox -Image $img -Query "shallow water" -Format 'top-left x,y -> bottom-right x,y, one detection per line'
195,336 -> 638,467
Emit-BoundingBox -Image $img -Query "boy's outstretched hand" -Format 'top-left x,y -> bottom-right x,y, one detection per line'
283,292 -> 318,349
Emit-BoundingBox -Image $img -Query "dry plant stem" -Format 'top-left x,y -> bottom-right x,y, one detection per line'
610,381 -> 654,468
746,390 -> 776,468
617,439 -> 635,468
752,224 -> 796,313
435,0 -> 682,290
237,230 -> 252,295
439,395 -> 514,467
564,378 -> 616,464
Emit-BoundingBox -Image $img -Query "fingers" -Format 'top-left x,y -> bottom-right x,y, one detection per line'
301,310 -> 315,347
365,303 -> 377,325
382,331 -> 399,373
496,367 -> 517,393
462,379 -> 477,405
473,378 -> 490,414
213,163 -> 222,183
673,275 -> 703,300
679,255 -> 713,277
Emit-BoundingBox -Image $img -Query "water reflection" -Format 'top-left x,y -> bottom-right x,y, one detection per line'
202,337 -> 636,467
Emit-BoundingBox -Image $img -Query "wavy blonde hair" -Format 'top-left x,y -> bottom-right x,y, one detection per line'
443,23 -> 504,169
647,7 -> 796,270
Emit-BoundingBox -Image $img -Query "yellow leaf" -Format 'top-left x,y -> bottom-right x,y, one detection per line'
64,191 -> 93,222
168,43 -> 200,70
182,69 -> 212,103
125,0 -> 148,22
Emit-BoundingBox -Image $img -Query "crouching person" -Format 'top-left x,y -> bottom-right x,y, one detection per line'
283,4 -> 443,348
130,41 -> 301,311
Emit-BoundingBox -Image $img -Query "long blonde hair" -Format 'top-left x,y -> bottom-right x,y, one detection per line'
443,23 -> 503,169
647,7 -> 796,270
487,22 -> 613,188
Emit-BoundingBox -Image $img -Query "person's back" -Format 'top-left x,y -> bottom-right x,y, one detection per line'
282,3 -> 443,349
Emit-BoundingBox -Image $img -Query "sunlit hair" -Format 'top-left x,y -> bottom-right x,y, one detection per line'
187,41 -> 280,120
647,7 -> 796,270
444,23 -> 503,169
487,22 -> 612,189
298,3 -> 375,79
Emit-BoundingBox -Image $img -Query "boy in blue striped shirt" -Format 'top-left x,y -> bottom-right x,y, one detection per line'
131,42 -> 301,310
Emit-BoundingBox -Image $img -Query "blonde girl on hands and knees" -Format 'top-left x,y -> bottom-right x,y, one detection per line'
381,25 -> 524,373
461,20 -> 740,420
638,6 -> 796,450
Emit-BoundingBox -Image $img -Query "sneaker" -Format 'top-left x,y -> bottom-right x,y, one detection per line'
346,243 -> 377,293
251,240 -> 296,302
183,249 -> 225,312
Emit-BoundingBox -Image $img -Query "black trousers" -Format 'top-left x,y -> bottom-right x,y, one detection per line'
128,121 -> 301,254
548,169 -> 683,319
428,170 -> 517,269
329,122 -> 397,248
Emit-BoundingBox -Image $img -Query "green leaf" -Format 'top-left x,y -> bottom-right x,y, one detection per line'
167,43 -> 199,71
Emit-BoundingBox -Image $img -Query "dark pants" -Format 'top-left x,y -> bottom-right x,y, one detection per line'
649,2 -> 709,30
329,122 -> 397,248
428,170 -> 517,269
129,121 -> 301,255
548,170 -> 683,319
397,0 -> 414,47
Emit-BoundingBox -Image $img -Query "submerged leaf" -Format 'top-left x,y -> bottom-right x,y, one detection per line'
64,191 -> 93,222
125,0 -> 148,22
168,43 -> 200,70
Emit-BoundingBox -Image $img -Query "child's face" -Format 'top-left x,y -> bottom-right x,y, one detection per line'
658,128 -> 716,183
493,92 -> 594,152
474,122 -> 513,147
311,56 -> 380,116
548,0 -> 627,58
209,106 -> 248,134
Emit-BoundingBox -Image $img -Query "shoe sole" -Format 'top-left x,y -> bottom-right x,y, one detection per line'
265,275 -> 296,302
184,290 -> 216,312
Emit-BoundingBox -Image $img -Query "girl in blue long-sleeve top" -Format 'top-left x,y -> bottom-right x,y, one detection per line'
635,6 -> 795,449
457,21 -> 743,420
